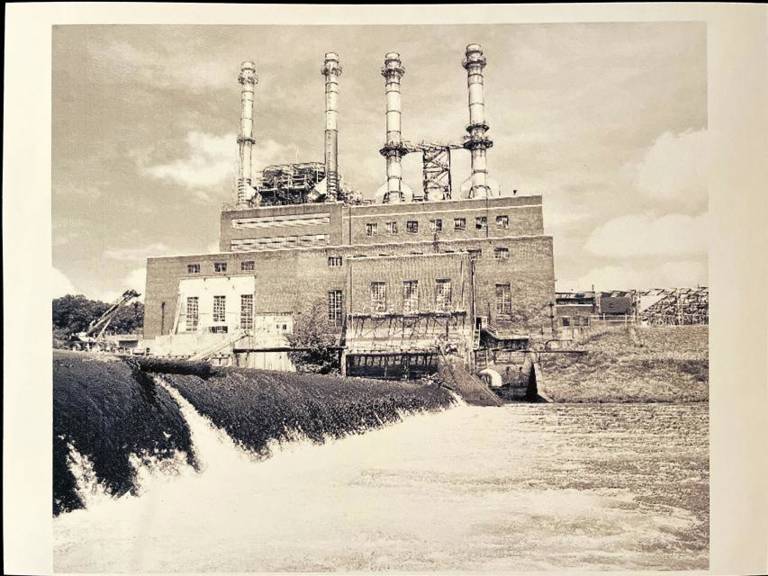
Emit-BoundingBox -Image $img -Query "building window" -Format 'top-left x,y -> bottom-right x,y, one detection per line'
496,284 -> 512,317
496,215 -> 509,229
402,280 -> 419,313
454,218 -> 466,231
476,216 -> 487,230
435,279 -> 452,311
494,247 -> 510,261
468,248 -> 482,259
366,223 -> 378,236
328,290 -> 344,326
370,282 -> 387,312
214,262 -> 227,273
406,220 -> 419,233
328,256 -> 343,267
187,263 -> 200,274
185,297 -> 199,332
430,219 -> 443,232
386,221 -> 398,234
241,261 -> 255,272
240,294 -> 253,330
213,295 -> 226,323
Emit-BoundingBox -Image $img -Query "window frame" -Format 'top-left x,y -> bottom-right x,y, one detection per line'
327,255 -> 343,267
212,295 -> 227,323
406,220 -> 419,234
366,222 -> 378,236
213,261 -> 228,273
402,280 -> 419,314
435,278 -> 452,311
454,217 -> 466,231
495,283 -> 512,317
328,290 -> 344,326
496,215 -> 509,229
187,263 -> 201,274
240,294 -> 254,330
185,296 -> 199,332
240,260 -> 255,272
370,282 -> 387,313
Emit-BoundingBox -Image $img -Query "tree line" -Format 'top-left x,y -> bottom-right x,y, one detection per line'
52,294 -> 144,340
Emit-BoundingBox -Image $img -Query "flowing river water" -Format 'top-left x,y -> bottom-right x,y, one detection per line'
54,384 -> 708,573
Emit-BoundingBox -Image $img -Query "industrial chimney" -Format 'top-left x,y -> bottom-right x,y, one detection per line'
236,61 -> 259,205
321,52 -> 342,201
461,44 -> 495,199
377,52 -> 411,204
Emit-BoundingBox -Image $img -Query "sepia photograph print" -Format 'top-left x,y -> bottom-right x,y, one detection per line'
3,4 -> 767,575
49,21 -> 711,572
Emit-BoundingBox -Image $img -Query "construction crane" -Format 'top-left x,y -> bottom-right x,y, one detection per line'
70,289 -> 141,351
402,140 -> 463,201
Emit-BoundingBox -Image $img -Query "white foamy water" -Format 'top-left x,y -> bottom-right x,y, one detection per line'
54,389 -> 708,573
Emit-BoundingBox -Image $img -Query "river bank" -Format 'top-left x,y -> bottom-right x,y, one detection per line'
539,326 -> 708,403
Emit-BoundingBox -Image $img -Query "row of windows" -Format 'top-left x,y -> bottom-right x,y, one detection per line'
185,247 -> 511,276
365,215 -> 510,236
369,279 -> 453,313
187,261 -> 255,274
326,247 -> 509,268
365,281 -> 512,316
184,294 -> 253,332
185,285 -> 512,333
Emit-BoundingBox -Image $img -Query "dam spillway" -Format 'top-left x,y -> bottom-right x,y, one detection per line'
53,351 -> 453,516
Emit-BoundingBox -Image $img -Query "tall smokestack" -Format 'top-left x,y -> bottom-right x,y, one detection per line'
321,52 -> 342,201
462,44 -> 494,199
379,52 -> 408,204
237,61 -> 258,205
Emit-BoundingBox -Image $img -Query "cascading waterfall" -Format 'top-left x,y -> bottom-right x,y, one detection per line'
54,392 -> 708,573
53,353 -> 708,573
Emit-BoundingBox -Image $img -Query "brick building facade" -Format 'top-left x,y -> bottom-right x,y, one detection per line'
143,194 -> 555,362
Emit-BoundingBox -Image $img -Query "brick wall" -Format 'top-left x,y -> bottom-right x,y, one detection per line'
145,196 -> 554,341
219,196 -> 543,250
343,196 -> 543,245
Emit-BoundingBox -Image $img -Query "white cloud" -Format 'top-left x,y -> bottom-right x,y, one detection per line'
104,242 -> 171,262
52,268 -> 79,298
585,212 -> 708,258
143,132 -> 293,190
96,41 -> 233,92
567,259 -> 707,292
145,132 -> 237,188
124,268 -> 147,301
96,268 -> 147,303
543,205 -> 590,232
632,129 -> 707,211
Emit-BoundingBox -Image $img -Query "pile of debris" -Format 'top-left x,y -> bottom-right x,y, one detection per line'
637,287 -> 708,325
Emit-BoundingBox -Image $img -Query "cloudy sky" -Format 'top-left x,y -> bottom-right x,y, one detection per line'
52,23 -> 707,301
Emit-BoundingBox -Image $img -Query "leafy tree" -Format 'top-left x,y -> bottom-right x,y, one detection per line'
285,299 -> 340,374
52,294 -> 144,337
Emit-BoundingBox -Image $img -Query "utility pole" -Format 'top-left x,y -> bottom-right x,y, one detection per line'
549,301 -> 556,337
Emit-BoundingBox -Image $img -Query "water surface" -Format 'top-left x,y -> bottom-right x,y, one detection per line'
54,391 -> 708,572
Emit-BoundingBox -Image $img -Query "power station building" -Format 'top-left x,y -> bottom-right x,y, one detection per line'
143,45 -> 556,373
